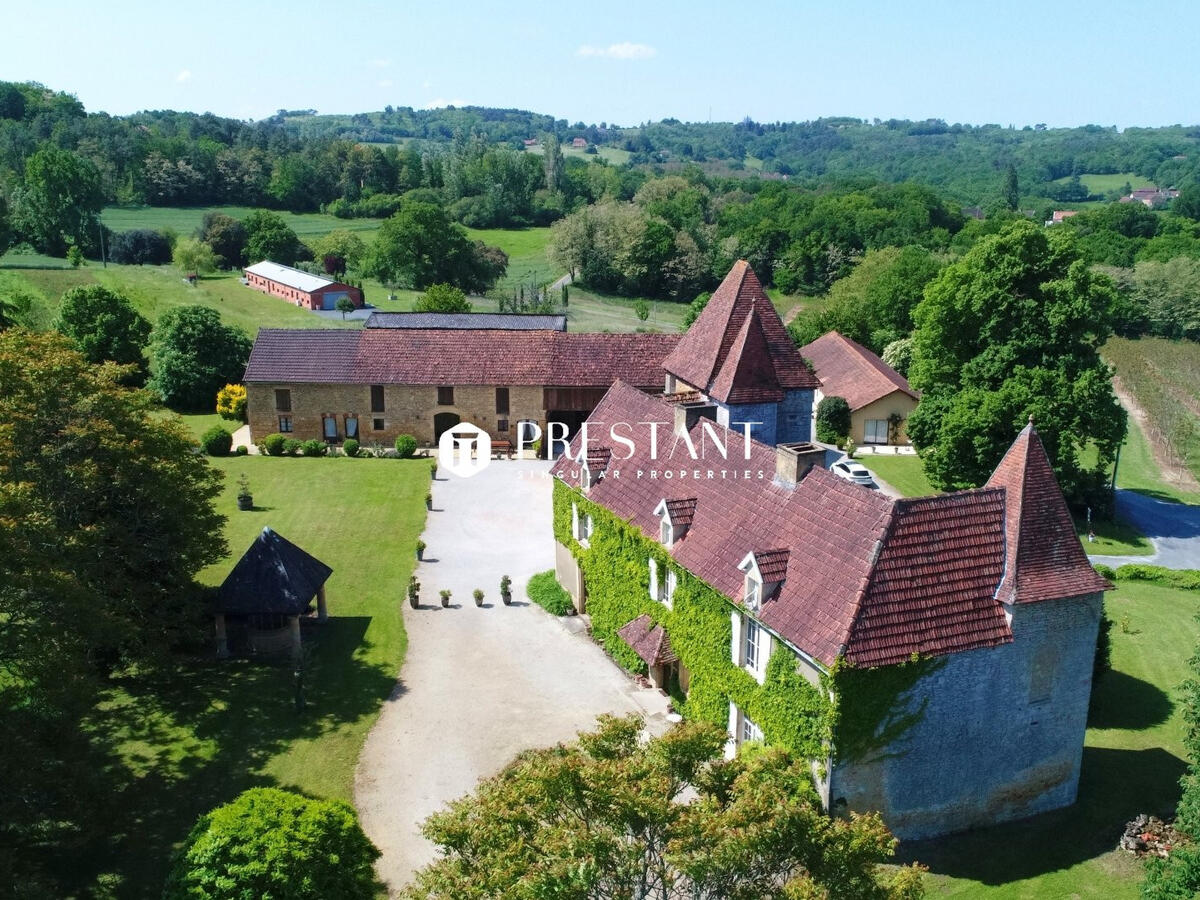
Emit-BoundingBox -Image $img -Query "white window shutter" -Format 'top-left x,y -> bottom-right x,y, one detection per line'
667,570 -> 677,603
730,610 -> 742,665
648,558 -> 658,602
571,503 -> 579,540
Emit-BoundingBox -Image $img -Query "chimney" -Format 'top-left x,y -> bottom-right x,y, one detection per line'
674,400 -> 716,436
775,442 -> 826,486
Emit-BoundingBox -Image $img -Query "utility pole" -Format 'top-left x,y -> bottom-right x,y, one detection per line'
97,220 -> 107,268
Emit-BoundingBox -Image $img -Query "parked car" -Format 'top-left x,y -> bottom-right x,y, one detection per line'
831,460 -> 875,487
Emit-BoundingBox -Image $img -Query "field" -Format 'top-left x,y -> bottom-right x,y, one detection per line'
523,143 -> 632,166
914,575 -> 1197,898
1105,337 -> 1200,498
100,205 -> 385,241
1050,172 -> 1156,195
68,445 -> 428,895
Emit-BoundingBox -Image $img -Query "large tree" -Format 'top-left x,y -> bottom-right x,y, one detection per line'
0,330 -> 225,890
414,283 -> 471,313
407,715 -> 925,900
10,147 -> 104,256
55,285 -> 151,385
366,201 -> 505,292
197,212 -> 249,269
244,209 -> 304,266
907,220 -> 1126,506
149,307 -> 253,410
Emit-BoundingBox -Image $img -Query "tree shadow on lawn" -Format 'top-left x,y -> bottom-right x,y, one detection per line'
66,615 -> 396,897
901,745 -> 1186,884
1088,670 -> 1174,730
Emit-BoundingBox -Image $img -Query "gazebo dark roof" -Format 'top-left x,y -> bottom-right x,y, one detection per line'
217,527 -> 333,616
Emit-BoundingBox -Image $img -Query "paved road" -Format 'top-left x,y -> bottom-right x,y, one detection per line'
1089,489 -> 1200,569
354,459 -> 671,893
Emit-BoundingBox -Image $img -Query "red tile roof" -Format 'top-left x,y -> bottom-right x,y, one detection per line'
244,329 -> 681,389
664,498 -> 698,526
554,383 -> 1104,669
618,614 -> 678,666
799,331 -> 919,411
662,261 -> 819,394
709,307 -> 785,404
986,422 -> 1113,604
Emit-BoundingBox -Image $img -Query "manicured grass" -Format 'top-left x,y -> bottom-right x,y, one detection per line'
178,412 -> 229,441
857,453 -> 935,497
1051,172 -> 1156,195
912,578 -> 1198,898
556,286 -> 688,333
100,205 -> 385,240
462,226 -> 560,293
856,453 -> 1151,555
72,453 -> 427,895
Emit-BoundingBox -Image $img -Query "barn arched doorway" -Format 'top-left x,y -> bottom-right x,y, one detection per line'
433,412 -> 461,444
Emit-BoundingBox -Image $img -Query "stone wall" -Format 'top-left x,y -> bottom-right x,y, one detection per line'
246,381 -> 546,447
714,390 -> 814,447
830,592 -> 1103,839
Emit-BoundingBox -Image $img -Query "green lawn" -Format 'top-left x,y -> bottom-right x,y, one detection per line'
856,453 -> 1151,556
101,205 -> 385,241
558,286 -> 688,333
913,577 -> 1198,898
70,451 -> 427,896
463,225 -> 559,293
1116,415 -> 1200,505
1050,172 -> 1156,195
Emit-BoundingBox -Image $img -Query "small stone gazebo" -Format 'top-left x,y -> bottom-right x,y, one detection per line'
215,526 -> 332,659
618,614 -> 685,693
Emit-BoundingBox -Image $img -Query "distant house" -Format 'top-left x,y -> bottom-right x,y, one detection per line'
799,331 -> 919,445
961,206 -> 985,220
363,311 -> 567,332
1046,210 -> 1079,226
1121,187 -> 1180,207
244,261 -> 364,312
523,138 -> 539,147
571,137 -> 588,149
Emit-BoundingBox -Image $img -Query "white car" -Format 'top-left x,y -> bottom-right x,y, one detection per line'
831,460 -> 875,487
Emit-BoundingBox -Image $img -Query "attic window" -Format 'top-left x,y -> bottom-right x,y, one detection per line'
660,518 -> 672,546
744,574 -> 761,611
654,498 -> 696,547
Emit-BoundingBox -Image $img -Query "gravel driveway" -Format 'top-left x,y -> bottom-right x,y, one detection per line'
354,459 -> 672,893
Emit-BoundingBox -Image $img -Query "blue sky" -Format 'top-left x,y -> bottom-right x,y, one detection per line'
5,0 -> 1198,127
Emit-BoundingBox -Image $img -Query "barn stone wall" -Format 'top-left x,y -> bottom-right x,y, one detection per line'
830,592 -> 1103,838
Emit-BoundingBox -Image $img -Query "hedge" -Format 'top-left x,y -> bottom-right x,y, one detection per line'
1094,563 -> 1200,591
199,425 -> 233,457
527,570 -> 574,616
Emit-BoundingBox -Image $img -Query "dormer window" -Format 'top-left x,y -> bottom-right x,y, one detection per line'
737,549 -> 789,611
582,447 -> 613,492
653,497 -> 697,548
744,574 -> 761,611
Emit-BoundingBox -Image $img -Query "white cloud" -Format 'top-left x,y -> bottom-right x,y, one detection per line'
176,69 -> 192,83
576,42 -> 656,60
424,98 -> 468,109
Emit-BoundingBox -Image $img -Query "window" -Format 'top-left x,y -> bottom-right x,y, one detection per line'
864,419 -> 888,444
275,389 -> 292,412
373,418 -> 385,431
660,518 -> 672,546
438,386 -> 454,406
580,512 -> 593,543
744,575 -> 761,611
322,415 -> 338,441
497,418 -> 509,433
345,415 -> 359,439
741,712 -> 763,744
370,385 -> 385,413
278,415 -> 293,433
743,618 -> 762,674
495,387 -> 510,415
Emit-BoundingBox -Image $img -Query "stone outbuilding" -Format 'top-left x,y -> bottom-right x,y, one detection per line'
215,526 -> 332,660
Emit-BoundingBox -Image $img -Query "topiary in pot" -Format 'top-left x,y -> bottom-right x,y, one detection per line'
473,588 -> 484,607
500,575 -> 512,606
430,459 -> 438,480
407,575 -> 420,610
439,589 -> 451,608
236,473 -> 253,511
425,491 -> 433,510
416,539 -> 426,561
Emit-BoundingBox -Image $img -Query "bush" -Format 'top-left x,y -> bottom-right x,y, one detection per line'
235,445 -> 248,456
527,570 -> 574,616
395,434 -> 418,458
261,433 -> 287,456
1114,564 -> 1200,591
343,438 -> 359,458
163,787 -> 380,899
109,228 -> 172,265
216,383 -> 247,421
199,425 -> 233,457
300,439 -> 326,457
283,438 -> 303,456
815,396 -> 852,444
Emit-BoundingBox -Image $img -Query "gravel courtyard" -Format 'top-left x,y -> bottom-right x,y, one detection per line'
354,458 -> 672,893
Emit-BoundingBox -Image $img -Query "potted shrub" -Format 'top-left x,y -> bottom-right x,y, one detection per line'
430,459 -> 438,480
473,588 -> 484,608
425,491 -> 433,511
439,589 -> 451,608
407,575 -> 420,610
416,539 -> 426,561
236,474 -> 253,511
500,575 -> 512,606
